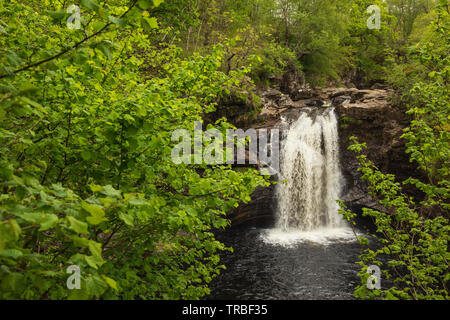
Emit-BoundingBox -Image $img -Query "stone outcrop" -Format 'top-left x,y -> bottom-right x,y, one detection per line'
333,88 -> 420,211
227,184 -> 277,228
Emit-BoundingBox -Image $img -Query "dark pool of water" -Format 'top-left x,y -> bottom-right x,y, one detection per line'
207,226 -> 367,300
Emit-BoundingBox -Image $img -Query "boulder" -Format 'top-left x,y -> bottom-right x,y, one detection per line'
262,88 -> 283,102
331,95 -> 351,107
291,85 -> 314,100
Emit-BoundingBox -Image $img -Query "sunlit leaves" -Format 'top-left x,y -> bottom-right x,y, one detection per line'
80,0 -> 100,12
108,16 -> 126,28
38,214 -> 59,231
141,17 -> 159,31
82,202 -> 107,225
67,216 -> 89,234
343,131 -> 449,298
0,0 -> 266,300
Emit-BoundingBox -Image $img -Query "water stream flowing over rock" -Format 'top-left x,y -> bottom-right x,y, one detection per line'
262,108 -> 354,246
275,109 -> 345,231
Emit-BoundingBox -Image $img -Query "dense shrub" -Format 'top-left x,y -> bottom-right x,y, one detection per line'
0,0 -> 267,299
340,5 -> 449,300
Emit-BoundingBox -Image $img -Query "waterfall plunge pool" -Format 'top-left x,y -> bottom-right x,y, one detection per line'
207,226 -> 366,300
208,108 -> 369,300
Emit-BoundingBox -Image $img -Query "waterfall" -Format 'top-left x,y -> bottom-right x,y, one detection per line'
263,108 -> 353,245
275,108 -> 345,231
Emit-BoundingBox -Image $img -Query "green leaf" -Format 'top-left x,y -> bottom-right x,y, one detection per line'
141,17 -> 158,31
118,212 -> 134,226
46,10 -> 66,22
89,184 -> 103,193
19,97 -> 42,108
98,42 -> 112,60
8,220 -> 21,241
16,211 -> 43,224
86,215 -> 107,225
68,287 -> 90,300
80,0 -> 100,11
81,150 -> 92,161
86,276 -> 108,297
153,0 -> 164,7
82,202 -> 107,225
0,162 -> 14,179
0,23 -> 7,35
137,0 -> 153,9
108,16 -> 126,28
67,216 -> 88,234
85,241 -> 105,269
39,214 -> 59,231
101,185 -> 121,199
6,50 -> 22,67
51,183 -> 67,197
85,255 -> 103,269
18,83 -> 39,96
102,275 -> 119,292
0,249 -> 23,259
71,235 -> 90,247
88,241 -> 102,259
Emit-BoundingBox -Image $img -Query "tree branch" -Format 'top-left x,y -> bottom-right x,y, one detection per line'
0,0 -> 138,80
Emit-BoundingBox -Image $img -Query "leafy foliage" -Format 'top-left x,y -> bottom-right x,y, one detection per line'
0,0 -> 268,299
339,4 -> 449,300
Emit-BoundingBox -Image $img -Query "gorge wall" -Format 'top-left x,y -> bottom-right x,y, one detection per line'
224,80 -> 422,228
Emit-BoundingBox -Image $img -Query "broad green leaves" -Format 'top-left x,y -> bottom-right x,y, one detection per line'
118,212 -> 134,226
81,0 -> 100,12
67,216 -> 88,234
39,214 -> 59,231
0,0 -> 266,300
82,202 -> 107,225
141,17 -> 159,31
108,16 -> 126,28
138,0 -> 163,9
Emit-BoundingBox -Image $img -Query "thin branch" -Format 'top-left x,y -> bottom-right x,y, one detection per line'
0,1 -> 138,80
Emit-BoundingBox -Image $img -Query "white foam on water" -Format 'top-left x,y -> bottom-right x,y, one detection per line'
260,227 -> 359,247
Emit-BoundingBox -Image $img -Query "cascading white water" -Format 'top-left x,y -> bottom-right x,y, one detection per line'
263,108 -> 354,245
276,108 -> 344,231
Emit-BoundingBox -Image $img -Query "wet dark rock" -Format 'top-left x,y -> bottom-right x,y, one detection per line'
291,85 -> 314,101
336,91 -> 424,211
331,95 -> 351,107
305,99 -> 324,107
227,184 -> 276,228
262,88 -> 283,102
278,94 -> 296,109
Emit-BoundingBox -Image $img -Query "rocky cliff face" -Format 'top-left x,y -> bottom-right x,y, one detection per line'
226,84 -> 421,227
334,88 -> 422,211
